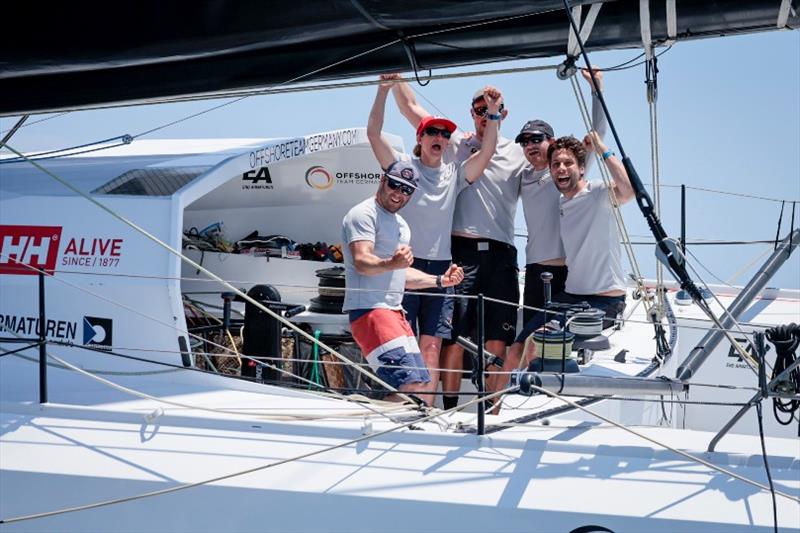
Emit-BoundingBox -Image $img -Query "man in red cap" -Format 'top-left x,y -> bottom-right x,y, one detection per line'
365,74 -> 501,407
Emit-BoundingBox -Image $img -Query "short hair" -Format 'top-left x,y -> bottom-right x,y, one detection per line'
413,143 -> 422,157
547,135 -> 586,167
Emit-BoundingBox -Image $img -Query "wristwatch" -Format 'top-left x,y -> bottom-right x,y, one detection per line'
487,113 -> 502,121
435,275 -> 443,289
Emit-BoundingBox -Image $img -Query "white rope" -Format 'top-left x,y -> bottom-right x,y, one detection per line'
0,387 -> 514,525
778,0 -> 793,28
567,3 -> 604,58
665,0 -> 678,44
639,0 -> 654,60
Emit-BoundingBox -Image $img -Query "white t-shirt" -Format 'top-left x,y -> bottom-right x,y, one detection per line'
341,197 -> 410,311
560,180 -> 627,295
446,131 -> 526,245
396,152 -> 470,261
520,166 -> 565,265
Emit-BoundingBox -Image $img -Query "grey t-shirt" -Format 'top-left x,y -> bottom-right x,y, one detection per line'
446,132 -> 526,245
342,197 -> 411,311
560,180 -> 627,295
520,167 -> 564,265
520,93 -> 608,265
396,152 -> 470,261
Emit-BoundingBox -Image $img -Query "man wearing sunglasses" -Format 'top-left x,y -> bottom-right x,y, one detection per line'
515,68 -> 607,329
342,160 -> 465,405
388,75 -> 527,410
365,75 -> 501,407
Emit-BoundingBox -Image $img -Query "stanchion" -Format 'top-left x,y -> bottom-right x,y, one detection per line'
476,293 -> 485,435
38,270 -> 48,404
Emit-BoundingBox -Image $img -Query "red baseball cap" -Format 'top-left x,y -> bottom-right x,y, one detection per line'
416,115 -> 457,138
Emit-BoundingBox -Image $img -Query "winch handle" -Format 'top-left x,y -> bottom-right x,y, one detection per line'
541,271 -> 554,306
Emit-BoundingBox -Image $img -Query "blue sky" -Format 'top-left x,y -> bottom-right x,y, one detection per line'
2,29 -> 798,289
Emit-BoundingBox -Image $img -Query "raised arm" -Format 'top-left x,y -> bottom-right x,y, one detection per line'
350,241 -> 413,276
367,76 -> 398,171
581,67 -> 608,172
462,87 -> 502,183
386,73 -> 430,129
585,131 -> 634,205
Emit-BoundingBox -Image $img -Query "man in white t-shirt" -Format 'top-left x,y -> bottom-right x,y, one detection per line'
489,133 -> 635,407
342,160 -> 464,405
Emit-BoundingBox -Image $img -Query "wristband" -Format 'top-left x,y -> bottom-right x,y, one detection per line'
487,113 -> 502,121
602,150 -> 615,160
435,275 -> 443,289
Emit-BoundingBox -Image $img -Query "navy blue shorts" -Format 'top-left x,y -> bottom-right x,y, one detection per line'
402,258 -> 454,339
515,292 -> 626,344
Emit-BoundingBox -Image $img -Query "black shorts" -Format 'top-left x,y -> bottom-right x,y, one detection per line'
446,236 -> 520,345
523,263 -> 568,325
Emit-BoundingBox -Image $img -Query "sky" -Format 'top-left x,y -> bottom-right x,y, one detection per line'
2,29 -> 799,290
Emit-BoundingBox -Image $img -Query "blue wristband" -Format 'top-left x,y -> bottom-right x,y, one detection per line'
487,113 -> 502,121
602,150 -> 615,160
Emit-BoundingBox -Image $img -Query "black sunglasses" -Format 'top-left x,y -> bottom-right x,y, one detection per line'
471,104 -> 505,117
423,126 -> 452,139
519,134 -> 549,147
386,177 -> 415,196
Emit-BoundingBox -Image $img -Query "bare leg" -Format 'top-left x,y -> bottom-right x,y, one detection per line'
440,343 -> 464,399
486,340 -> 540,414
417,334 -> 442,407
484,339 -> 509,397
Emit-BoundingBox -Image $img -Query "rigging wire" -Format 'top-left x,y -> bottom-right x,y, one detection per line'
0,112 -> 70,135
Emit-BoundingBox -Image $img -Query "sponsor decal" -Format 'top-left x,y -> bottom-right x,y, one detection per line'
305,166 -> 334,190
0,225 -> 62,275
242,167 -> 273,190
1,313 -> 112,349
304,166 -> 382,190
726,337 -> 756,369
248,129 -> 358,168
83,316 -> 113,349
61,237 -> 123,268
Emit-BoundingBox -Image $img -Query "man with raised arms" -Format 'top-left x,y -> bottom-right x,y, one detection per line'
367,74 -> 502,407
342,161 -> 464,405
390,76 -> 527,410
516,68 -> 607,327
490,132 -> 635,409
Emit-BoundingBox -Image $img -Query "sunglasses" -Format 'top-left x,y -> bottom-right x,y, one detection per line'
422,126 -> 452,139
386,177 -> 415,196
519,134 -> 549,147
471,104 -> 505,117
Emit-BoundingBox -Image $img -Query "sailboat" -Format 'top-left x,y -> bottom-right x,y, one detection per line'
1,2 -> 799,531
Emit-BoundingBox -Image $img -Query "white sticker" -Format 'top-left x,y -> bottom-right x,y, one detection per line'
478,242 -> 489,252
